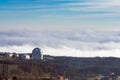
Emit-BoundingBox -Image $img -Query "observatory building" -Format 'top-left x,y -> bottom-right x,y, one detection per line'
18,54 -> 26,59
32,48 -> 42,60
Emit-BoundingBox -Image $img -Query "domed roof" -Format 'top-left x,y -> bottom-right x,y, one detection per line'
32,48 -> 41,54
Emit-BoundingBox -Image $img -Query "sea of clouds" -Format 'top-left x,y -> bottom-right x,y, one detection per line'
0,30 -> 120,57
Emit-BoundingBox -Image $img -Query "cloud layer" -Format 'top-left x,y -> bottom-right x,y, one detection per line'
0,30 -> 120,57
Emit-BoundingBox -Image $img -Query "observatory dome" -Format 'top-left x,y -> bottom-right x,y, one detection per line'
32,48 -> 42,60
32,48 -> 41,54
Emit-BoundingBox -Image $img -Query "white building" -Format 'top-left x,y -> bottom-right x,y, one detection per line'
32,48 -> 42,60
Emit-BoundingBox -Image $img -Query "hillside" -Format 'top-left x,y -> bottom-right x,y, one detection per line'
52,56 -> 120,79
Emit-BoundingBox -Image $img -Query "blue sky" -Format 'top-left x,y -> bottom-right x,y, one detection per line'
0,0 -> 120,31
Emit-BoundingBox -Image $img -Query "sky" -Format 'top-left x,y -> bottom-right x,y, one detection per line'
0,0 -> 120,57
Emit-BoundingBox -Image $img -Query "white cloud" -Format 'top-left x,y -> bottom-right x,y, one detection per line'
61,0 -> 120,16
0,30 -> 120,57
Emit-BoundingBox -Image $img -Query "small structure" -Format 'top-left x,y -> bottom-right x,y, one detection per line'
18,54 -> 26,59
43,55 -> 54,61
11,53 -> 17,59
4,53 -> 10,58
